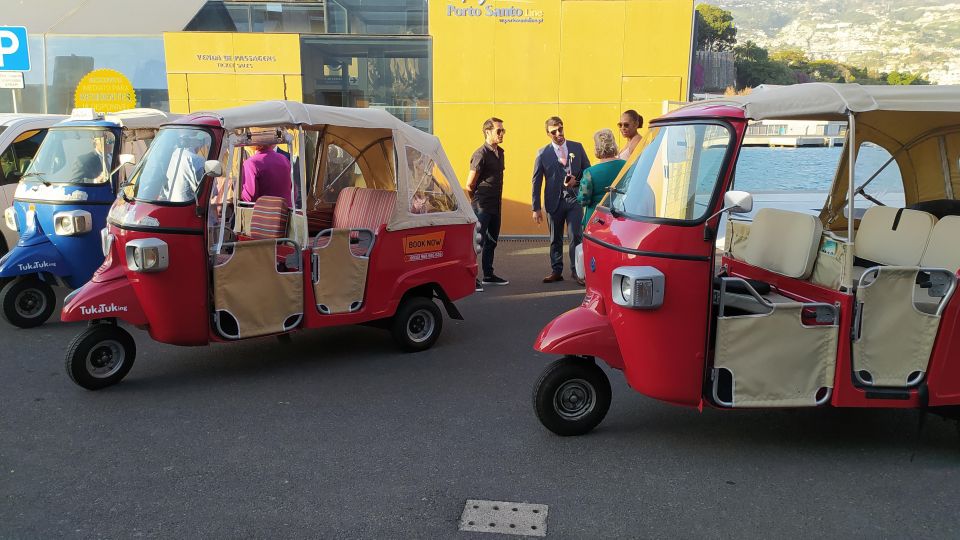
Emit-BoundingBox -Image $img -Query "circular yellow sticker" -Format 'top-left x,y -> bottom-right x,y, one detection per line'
74,69 -> 137,113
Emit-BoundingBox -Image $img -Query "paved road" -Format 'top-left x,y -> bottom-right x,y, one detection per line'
2,240 -> 958,538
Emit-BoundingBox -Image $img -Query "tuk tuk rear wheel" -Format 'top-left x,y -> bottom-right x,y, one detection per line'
391,296 -> 443,352
533,356 -> 611,436
65,324 -> 137,390
0,276 -> 56,329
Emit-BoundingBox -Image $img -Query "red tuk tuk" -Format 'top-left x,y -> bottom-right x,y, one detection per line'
61,102 -> 479,389
532,83 -> 960,436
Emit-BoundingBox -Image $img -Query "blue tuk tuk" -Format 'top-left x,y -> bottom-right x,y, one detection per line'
0,108 -> 174,328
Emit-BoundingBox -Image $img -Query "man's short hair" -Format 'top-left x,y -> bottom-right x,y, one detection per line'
622,109 -> 643,128
482,117 -> 503,133
545,116 -> 563,131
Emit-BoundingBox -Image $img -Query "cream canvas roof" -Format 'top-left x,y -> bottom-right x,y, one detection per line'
185,101 -> 476,232
104,109 -> 180,130
7,0 -> 207,34
688,83 -> 960,120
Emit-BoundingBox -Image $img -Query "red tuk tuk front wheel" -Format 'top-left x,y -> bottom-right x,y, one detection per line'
65,324 -> 137,390
533,356 -> 612,436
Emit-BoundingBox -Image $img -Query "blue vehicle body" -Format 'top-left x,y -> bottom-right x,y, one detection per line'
0,119 -> 121,289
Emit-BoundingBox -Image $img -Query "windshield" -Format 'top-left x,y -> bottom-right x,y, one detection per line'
24,128 -> 115,185
605,123 -> 733,222
129,127 -> 212,203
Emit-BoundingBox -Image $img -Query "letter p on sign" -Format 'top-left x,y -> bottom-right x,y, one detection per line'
0,27 -> 30,71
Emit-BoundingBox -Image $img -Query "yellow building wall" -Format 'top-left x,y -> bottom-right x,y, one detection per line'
164,33 -> 302,113
431,0 -> 694,234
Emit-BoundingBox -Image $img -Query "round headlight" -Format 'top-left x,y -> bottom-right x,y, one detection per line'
620,276 -> 633,304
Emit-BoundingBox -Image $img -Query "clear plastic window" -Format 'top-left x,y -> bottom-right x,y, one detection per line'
405,146 -> 457,214
24,128 -> 116,185
607,123 -> 732,222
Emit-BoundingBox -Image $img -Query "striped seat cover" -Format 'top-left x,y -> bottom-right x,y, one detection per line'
249,195 -> 290,239
315,187 -> 397,254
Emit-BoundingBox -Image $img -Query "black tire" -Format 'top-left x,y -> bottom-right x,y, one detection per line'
533,356 -> 612,436
0,276 -> 56,329
391,296 -> 443,352
65,324 -> 136,390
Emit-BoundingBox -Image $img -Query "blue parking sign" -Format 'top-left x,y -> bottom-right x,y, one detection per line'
0,27 -> 30,72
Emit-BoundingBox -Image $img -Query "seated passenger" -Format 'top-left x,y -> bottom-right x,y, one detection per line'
72,133 -> 114,183
165,133 -> 207,202
241,145 -> 292,207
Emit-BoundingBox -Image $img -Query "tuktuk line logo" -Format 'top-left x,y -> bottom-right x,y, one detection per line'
447,0 -> 545,24
403,231 -> 445,262
79,303 -> 129,316
17,261 -> 56,271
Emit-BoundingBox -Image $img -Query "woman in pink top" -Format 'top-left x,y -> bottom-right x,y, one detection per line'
240,145 -> 293,207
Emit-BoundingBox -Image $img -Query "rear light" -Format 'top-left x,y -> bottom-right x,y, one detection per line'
612,266 -> 665,309
4,207 -> 17,232
125,238 -> 169,273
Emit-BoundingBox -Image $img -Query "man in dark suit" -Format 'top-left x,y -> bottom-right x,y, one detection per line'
532,116 -> 591,284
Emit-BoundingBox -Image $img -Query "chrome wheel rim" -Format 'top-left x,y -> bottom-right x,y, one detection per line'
15,287 -> 47,319
553,378 -> 595,420
85,339 -> 125,378
406,308 -> 435,343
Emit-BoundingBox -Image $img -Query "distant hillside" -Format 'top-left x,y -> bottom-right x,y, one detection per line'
712,0 -> 960,84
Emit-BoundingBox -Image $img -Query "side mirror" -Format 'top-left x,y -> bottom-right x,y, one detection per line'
723,190 -> 753,214
203,160 -> 223,178
118,153 -> 136,167
109,154 -> 137,179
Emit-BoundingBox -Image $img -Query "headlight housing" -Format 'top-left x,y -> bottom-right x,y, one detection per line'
611,266 -> 665,309
3,207 -> 17,232
53,210 -> 92,236
125,238 -> 169,273
100,227 -> 114,257
574,243 -> 585,279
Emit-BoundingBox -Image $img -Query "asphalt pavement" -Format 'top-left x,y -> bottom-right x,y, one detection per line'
1,239 -> 958,538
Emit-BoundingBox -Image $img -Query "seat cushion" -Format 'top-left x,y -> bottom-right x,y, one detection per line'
249,195 -> 289,240
345,188 -> 397,232
856,206 -> 936,266
920,215 -> 960,271
743,208 -> 823,279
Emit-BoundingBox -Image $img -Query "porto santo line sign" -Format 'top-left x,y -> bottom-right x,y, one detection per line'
446,0 -> 545,24
0,26 -> 30,71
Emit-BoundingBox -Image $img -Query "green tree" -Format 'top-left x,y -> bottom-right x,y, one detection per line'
695,4 -> 737,51
734,40 -> 796,88
887,70 -> 931,85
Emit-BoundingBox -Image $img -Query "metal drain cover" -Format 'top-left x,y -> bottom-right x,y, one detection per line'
459,499 -> 548,537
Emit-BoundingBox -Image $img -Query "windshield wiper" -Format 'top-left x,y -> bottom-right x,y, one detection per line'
21,171 -> 51,186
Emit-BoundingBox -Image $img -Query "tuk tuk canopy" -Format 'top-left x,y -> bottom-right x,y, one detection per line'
689,83 -> 960,231
184,101 -> 475,232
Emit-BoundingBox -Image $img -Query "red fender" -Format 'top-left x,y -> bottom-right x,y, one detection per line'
533,291 -> 624,369
62,272 -> 148,326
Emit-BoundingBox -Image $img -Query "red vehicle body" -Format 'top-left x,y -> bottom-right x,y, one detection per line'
61,102 -> 478,390
532,84 -> 960,436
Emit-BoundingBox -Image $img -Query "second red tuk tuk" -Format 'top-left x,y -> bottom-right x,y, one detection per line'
532,83 -> 960,436
61,101 -> 479,389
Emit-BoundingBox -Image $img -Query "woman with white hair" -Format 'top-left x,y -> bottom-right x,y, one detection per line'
578,128 -> 626,229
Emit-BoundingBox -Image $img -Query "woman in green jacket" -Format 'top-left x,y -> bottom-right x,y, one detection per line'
578,128 -> 626,227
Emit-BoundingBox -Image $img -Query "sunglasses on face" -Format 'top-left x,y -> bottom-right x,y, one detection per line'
617,122 -> 633,128
495,128 -> 506,135
548,127 -> 564,135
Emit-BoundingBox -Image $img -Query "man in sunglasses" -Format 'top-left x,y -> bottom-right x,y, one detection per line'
532,116 -> 590,284
466,117 -> 509,291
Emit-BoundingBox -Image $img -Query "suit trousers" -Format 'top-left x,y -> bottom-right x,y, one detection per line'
546,198 -> 583,274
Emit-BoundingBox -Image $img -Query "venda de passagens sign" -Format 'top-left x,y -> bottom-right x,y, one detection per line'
446,0 -> 544,23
